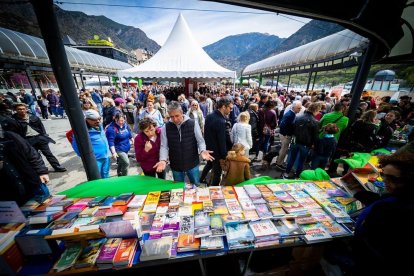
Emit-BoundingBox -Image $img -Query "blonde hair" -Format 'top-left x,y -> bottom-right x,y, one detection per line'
249,103 -> 258,112
238,111 -> 250,123
227,143 -> 245,158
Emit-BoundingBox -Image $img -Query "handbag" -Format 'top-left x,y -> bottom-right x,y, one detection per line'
262,112 -> 275,136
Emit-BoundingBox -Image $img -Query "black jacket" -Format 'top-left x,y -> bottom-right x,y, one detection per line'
293,112 -> 319,147
9,113 -> 55,144
204,110 -> 228,160
0,131 -> 48,205
248,109 -> 259,136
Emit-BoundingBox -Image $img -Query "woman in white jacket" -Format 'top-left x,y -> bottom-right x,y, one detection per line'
231,111 -> 253,158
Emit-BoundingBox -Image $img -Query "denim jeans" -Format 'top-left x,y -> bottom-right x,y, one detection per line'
172,165 -> 200,185
286,143 -> 310,176
260,134 -> 272,155
29,104 -> 37,116
97,157 -> 110,178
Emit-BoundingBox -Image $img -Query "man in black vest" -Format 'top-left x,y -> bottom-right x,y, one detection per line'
201,97 -> 233,186
154,102 -> 213,185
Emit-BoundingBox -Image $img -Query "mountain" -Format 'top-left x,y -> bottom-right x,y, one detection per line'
203,20 -> 344,73
204,33 -> 284,73
271,20 -> 345,55
0,3 -> 160,53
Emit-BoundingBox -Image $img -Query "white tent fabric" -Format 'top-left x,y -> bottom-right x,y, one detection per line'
118,14 -> 235,79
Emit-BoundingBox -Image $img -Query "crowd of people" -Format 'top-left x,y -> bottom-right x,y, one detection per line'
1,84 -> 414,274
1,84 -> 414,197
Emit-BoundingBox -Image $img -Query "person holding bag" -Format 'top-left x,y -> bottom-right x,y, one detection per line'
258,100 -> 277,157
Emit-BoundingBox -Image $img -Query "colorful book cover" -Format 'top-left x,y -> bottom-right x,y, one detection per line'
281,200 -> 306,214
46,199 -> 74,212
256,185 -> 272,193
252,197 -> 267,204
308,209 -> 333,222
240,199 -> 256,211
122,211 -> 139,221
170,189 -> 184,204
233,186 -> 250,200
179,216 -> 194,234
266,184 -> 285,193
140,236 -> 172,261
168,202 -> 180,213
210,214 -> 225,236
319,220 -> 351,237
53,211 -> 80,224
106,206 -> 128,217
28,211 -> 65,224
196,187 -> 211,201
140,213 -> 155,233
53,243 -> 82,272
96,238 -> 122,263
158,191 -> 171,204
79,206 -> 99,217
67,203 -> 88,213
243,185 -> 262,199
209,186 -> 224,200
194,226 -> 212,238
163,212 -> 180,231
183,189 -> 196,205
254,203 -> 272,219
113,238 -> 138,266
178,205 -> 192,217
202,200 -> 214,213
112,193 -> 134,206
274,191 -> 296,202
249,219 -> 279,237
300,223 -> 333,244
155,205 -> 169,215
194,210 -> 210,228
243,210 -> 260,221
225,198 -> 242,214
200,236 -> 224,250
222,186 -> 236,199
177,234 -> 200,252
142,203 -> 157,213
127,195 -> 147,209
150,214 -> 166,233
270,207 -> 286,217
75,238 -> 107,268
326,188 -> 348,197
213,199 -> 229,215
20,199 -> 40,213
88,196 -> 108,207
145,192 -> 161,205
295,216 -> 318,225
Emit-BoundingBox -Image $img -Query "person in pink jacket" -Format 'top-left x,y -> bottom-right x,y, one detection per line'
134,117 -> 165,179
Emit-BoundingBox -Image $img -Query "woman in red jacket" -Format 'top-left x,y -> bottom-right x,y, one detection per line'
134,117 -> 165,179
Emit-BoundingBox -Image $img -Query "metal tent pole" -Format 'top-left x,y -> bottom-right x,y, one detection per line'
31,0 -> 101,180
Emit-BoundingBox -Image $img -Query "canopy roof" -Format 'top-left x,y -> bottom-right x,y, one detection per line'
243,30 -> 368,76
0,27 -> 131,73
118,14 -> 235,79
210,0 -> 414,64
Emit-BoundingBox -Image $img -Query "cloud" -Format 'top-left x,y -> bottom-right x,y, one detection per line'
59,0 -> 311,46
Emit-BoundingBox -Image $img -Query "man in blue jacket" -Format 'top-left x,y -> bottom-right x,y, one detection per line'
72,109 -> 111,178
275,100 -> 302,171
20,89 -> 37,116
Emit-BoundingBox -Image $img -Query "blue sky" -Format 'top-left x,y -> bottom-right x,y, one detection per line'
57,0 -> 311,47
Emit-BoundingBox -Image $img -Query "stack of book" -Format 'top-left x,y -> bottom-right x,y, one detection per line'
249,219 -> 280,247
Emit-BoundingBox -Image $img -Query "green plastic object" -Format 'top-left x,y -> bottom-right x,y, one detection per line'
299,168 -> 330,181
334,152 -> 372,169
58,175 -> 185,198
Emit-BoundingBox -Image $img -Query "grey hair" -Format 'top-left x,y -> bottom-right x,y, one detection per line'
167,101 -> 183,114
292,100 -> 302,108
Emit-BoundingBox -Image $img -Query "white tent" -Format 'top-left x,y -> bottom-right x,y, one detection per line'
118,14 -> 235,79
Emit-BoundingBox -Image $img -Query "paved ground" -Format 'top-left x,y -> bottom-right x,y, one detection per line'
43,117 -> 283,194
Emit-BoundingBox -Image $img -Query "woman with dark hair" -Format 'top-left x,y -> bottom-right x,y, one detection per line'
105,113 -> 133,176
258,100 -> 277,157
347,110 -> 380,152
350,152 -> 414,275
376,110 -> 399,148
134,117 -> 165,179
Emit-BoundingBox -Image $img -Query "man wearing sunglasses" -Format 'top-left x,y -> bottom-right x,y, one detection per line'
72,109 -> 111,178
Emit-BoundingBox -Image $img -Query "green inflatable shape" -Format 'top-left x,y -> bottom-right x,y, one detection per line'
236,176 -> 304,186
334,152 -> 372,169
371,148 -> 391,155
299,168 -> 330,181
58,175 -> 185,198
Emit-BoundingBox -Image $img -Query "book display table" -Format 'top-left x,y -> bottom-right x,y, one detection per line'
0,176 -> 357,275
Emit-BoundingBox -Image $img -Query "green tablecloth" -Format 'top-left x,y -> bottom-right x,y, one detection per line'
58,175 -> 185,198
